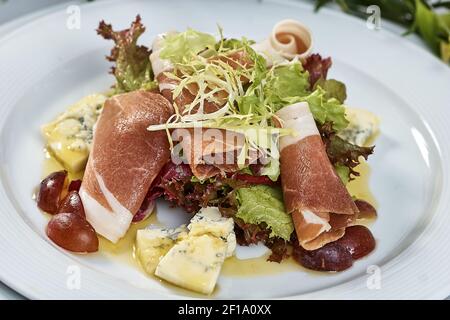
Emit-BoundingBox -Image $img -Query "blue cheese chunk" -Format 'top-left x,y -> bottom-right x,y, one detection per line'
188,207 -> 236,257
41,94 -> 106,172
339,107 -> 380,146
155,234 -> 228,295
139,207 -> 236,294
188,207 -> 234,239
136,225 -> 188,274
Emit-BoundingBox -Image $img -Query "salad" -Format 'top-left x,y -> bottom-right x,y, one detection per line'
36,16 -> 379,295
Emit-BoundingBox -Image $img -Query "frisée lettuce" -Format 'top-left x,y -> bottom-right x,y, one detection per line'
160,29 -> 217,63
237,60 -> 310,115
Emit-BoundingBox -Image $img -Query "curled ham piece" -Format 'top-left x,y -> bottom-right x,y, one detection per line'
79,91 -> 173,243
173,128 -> 258,180
252,19 -> 313,66
276,102 -> 358,251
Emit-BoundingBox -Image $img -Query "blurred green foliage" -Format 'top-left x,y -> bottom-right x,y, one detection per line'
313,0 -> 450,63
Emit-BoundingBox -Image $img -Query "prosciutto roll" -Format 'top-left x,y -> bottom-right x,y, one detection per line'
174,128 -> 256,180
150,34 -> 251,114
79,91 -> 173,242
252,19 -> 313,67
149,33 -> 177,100
150,35 -> 255,179
276,102 -> 358,250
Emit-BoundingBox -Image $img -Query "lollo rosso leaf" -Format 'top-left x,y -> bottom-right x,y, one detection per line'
97,15 -> 155,93
319,122 -> 374,181
302,53 -> 332,88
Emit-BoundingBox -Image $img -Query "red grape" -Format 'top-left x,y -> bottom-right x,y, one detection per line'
47,212 -> 98,253
37,170 -> 67,214
57,191 -> 85,218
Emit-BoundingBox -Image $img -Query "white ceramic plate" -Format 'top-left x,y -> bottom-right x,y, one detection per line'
1,0 -> 450,299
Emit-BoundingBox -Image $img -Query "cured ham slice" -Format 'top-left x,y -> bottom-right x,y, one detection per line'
150,34 -> 251,114
79,91 -> 173,243
174,128 -> 255,180
276,102 -> 358,250
150,35 -> 256,179
149,33 -> 177,101
150,32 -> 212,112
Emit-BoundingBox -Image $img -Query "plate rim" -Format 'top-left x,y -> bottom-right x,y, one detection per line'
0,0 -> 449,299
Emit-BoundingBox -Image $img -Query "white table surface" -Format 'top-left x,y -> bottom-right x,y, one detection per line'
0,0 -> 442,300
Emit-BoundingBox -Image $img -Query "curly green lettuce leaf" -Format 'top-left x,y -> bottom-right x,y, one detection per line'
237,94 -> 262,115
97,15 -> 156,93
236,185 -> 294,241
296,87 -> 349,131
160,29 -> 217,63
237,60 -> 309,116
314,78 -> 347,104
264,62 -> 310,111
216,37 -> 250,51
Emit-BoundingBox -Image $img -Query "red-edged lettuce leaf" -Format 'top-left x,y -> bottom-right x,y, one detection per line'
143,162 -> 246,213
266,237 -> 291,263
302,53 -> 332,88
319,122 -> 374,181
234,218 -> 290,263
97,15 -> 155,93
